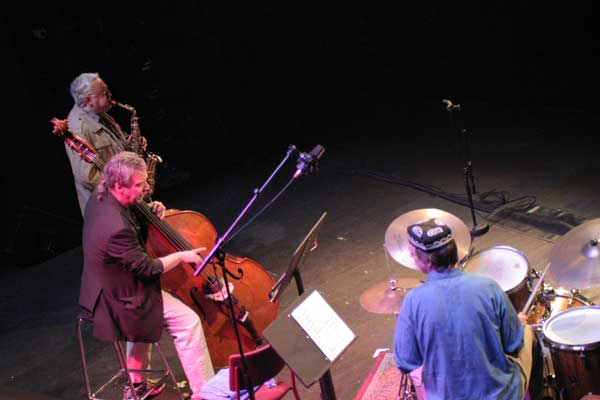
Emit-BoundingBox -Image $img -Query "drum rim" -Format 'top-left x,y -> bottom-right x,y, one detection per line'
461,245 -> 531,291
542,305 -> 600,351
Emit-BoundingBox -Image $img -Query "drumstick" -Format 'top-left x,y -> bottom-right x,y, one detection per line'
521,262 -> 551,314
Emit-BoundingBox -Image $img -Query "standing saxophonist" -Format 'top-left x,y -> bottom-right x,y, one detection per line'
65,72 -> 159,215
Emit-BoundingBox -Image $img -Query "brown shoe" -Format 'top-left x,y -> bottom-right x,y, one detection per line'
123,381 -> 167,400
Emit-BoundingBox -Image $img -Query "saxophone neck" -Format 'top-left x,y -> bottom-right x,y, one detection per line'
111,99 -> 136,114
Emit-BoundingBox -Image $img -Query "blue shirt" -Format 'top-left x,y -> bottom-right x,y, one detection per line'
393,268 -> 524,400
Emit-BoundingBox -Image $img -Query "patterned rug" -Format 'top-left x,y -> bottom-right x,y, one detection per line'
354,350 -> 404,400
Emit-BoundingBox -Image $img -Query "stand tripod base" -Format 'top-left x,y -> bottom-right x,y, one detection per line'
398,372 -> 417,400
470,222 -> 490,237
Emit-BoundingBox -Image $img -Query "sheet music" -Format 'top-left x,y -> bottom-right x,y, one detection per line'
291,290 -> 356,361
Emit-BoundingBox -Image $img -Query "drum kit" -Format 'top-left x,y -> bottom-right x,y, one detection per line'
359,209 -> 600,400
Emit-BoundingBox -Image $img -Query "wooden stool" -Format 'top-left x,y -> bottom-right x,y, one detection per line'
76,314 -> 184,400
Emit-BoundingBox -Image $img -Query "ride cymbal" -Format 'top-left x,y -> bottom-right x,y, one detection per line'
359,278 -> 422,314
385,208 -> 472,270
548,218 -> 600,289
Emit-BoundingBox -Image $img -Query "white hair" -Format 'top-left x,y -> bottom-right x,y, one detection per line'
70,72 -> 100,106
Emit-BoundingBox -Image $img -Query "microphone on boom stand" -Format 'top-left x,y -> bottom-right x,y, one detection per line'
442,98 -> 489,237
293,144 -> 326,179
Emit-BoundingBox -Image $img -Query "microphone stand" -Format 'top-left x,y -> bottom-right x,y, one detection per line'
193,145 -> 298,400
443,99 -> 489,237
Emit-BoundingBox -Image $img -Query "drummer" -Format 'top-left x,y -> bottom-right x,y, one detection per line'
393,218 -> 536,400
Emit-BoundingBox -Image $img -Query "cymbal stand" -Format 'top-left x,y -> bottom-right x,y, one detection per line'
532,327 -> 559,400
382,243 -> 414,302
442,99 -> 489,237
383,243 -> 398,291
398,373 -> 417,400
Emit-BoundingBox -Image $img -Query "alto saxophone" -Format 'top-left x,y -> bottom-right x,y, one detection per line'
111,100 -> 163,196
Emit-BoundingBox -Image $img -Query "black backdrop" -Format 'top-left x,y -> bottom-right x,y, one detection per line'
2,2 -> 599,265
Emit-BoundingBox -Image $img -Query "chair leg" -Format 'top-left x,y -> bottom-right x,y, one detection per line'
77,316 -> 182,400
76,318 -> 93,400
114,341 -> 140,400
290,369 -> 301,400
153,342 -> 184,400
123,341 -> 184,400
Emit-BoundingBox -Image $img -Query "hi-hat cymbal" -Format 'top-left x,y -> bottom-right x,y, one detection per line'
548,218 -> 600,289
385,208 -> 472,270
359,278 -> 422,314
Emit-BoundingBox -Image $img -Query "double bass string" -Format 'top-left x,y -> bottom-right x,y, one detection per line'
136,203 -> 224,288
136,203 -> 190,252
138,203 -> 260,312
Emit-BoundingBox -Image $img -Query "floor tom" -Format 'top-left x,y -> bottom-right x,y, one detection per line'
542,306 -> 600,400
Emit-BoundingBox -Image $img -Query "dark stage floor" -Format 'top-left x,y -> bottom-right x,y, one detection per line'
2,92 -> 600,399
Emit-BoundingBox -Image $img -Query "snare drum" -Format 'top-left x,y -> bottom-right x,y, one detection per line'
527,287 -> 592,327
462,246 -> 531,312
543,306 -> 600,400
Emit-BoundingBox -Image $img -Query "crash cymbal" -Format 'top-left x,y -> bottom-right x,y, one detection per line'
385,208 -> 472,270
548,218 -> 600,289
359,278 -> 422,314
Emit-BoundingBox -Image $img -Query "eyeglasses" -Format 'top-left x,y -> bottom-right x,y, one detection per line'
90,89 -> 111,98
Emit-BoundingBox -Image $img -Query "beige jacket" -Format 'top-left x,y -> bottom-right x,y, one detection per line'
66,105 -> 129,215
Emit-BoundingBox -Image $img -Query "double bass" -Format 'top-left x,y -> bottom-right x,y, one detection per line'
51,118 -> 279,368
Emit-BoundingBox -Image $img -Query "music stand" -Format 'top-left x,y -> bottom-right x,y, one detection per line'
268,211 -> 328,302
266,211 -> 339,400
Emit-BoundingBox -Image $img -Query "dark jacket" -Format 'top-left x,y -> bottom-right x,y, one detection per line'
79,191 -> 164,342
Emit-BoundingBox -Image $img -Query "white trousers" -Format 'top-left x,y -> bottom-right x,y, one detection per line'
127,290 -> 215,396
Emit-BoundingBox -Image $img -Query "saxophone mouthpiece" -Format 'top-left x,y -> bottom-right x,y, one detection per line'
111,99 -> 135,112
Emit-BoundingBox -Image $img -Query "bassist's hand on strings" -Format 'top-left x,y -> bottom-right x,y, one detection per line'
160,247 -> 206,273
148,201 -> 166,219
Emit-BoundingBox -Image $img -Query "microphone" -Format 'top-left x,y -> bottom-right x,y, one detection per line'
293,144 -> 325,179
442,99 -> 461,111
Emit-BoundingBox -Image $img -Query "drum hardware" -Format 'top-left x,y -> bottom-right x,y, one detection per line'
529,266 -> 546,291
527,286 -> 593,327
522,262 -> 551,314
531,327 -> 561,400
398,372 -> 417,400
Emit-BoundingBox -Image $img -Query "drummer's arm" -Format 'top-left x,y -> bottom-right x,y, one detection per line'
497,288 -> 525,355
517,312 -> 528,327
393,300 -> 422,373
